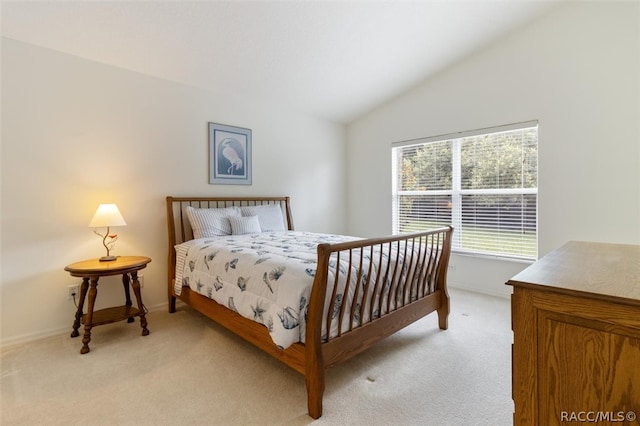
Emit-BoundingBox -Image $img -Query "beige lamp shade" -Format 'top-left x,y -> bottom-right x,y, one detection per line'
89,204 -> 127,228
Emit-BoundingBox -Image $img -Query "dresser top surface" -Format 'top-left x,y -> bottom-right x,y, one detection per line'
507,241 -> 640,304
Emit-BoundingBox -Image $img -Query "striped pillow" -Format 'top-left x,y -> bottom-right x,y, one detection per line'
229,215 -> 262,235
185,206 -> 241,238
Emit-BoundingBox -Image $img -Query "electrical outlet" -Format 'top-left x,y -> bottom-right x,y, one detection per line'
67,284 -> 80,301
448,263 -> 457,272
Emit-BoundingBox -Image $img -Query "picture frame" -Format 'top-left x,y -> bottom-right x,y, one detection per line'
209,122 -> 252,185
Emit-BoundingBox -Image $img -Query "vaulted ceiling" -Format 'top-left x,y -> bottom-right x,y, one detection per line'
1,1 -> 561,123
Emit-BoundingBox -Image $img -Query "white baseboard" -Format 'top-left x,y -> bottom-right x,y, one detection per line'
1,326 -> 71,350
1,287 -> 505,349
0,302 -> 168,350
448,281 -> 512,299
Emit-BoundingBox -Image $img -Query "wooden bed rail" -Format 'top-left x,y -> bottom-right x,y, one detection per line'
304,227 -> 453,417
310,227 -> 453,337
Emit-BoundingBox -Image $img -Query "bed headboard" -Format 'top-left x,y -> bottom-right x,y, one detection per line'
166,196 -> 294,246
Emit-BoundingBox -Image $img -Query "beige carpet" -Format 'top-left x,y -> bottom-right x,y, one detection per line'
1,288 -> 513,425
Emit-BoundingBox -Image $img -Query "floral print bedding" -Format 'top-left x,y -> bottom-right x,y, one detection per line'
174,231 -> 359,349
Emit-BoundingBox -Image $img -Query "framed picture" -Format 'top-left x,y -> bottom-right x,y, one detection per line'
209,122 -> 252,185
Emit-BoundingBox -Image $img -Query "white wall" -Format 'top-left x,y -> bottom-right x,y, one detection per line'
1,38 -> 347,346
346,2 -> 640,297
2,1 -> 639,345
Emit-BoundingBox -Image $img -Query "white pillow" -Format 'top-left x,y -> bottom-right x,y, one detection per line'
185,206 -> 241,238
229,215 -> 262,235
240,205 -> 286,232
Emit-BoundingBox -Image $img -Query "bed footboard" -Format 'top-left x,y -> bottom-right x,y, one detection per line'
305,226 -> 453,418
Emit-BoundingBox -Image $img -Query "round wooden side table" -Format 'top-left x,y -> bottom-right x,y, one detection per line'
64,256 -> 151,354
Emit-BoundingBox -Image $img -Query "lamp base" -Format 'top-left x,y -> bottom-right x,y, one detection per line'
99,255 -> 118,262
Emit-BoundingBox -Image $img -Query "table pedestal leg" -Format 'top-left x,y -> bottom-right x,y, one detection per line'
130,271 -> 149,336
123,273 -> 134,323
71,278 -> 89,338
81,277 -> 99,354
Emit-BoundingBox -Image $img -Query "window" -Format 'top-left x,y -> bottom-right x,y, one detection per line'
392,121 -> 538,260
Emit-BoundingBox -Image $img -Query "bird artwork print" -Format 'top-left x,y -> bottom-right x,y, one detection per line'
218,137 -> 245,175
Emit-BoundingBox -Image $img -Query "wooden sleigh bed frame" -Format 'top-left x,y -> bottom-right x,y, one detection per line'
166,196 -> 453,419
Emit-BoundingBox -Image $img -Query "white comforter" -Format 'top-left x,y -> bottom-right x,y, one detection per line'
175,231 -> 359,349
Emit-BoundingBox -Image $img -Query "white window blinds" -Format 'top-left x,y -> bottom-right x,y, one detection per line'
392,121 -> 538,260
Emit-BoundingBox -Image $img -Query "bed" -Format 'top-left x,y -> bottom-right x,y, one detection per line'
166,196 -> 453,419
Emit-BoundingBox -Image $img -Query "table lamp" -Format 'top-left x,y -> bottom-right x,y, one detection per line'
89,203 -> 127,261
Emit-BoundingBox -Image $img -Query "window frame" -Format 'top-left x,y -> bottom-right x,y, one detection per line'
392,121 -> 538,261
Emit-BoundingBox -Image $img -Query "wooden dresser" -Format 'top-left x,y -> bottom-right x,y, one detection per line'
507,241 -> 640,425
